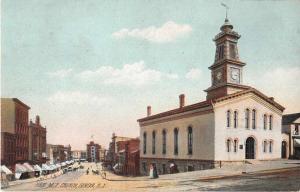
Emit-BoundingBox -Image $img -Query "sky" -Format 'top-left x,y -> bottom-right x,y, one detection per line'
2,0 -> 300,150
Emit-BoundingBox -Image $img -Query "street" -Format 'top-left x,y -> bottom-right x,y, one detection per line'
4,163 -> 300,191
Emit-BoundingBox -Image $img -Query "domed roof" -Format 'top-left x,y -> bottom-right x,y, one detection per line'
220,18 -> 233,32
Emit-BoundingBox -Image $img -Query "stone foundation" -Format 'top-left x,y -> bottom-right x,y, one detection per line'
140,158 -> 218,176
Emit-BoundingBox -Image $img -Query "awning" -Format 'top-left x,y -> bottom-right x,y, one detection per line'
15,164 -> 28,173
42,164 -> 52,171
22,163 -> 35,172
33,165 -> 42,172
294,139 -> 300,147
15,173 -> 22,179
1,165 -> 13,175
61,162 -> 66,167
118,149 -> 125,153
55,164 -> 61,168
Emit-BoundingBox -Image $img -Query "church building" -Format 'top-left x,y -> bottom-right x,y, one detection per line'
138,17 -> 285,175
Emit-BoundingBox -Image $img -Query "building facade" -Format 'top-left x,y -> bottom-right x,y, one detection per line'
87,141 -> 100,162
282,113 -> 300,159
116,138 -> 140,176
107,133 -> 133,166
46,144 -> 66,163
1,98 -> 30,167
28,115 -> 47,164
138,18 -> 285,175
71,150 -> 87,161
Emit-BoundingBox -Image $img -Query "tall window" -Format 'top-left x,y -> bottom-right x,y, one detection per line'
218,45 -> 224,60
269,141 -> 273,153
174,128 -> 179,155
162,130 -> 166,155
188,127 -> 193,155
263,140 -> 267,153
234,139 -> 238,152
234,111 -> 238,128
226,139 -> 231,152
245,109 -> 250,129
269,115 -> 273,130
263,114 -> 267,130
143,132 -> 147,154
252,109 -> 256,129
227,110 -> 231,128
152,131 -> 156,154
229,43 -> 236,59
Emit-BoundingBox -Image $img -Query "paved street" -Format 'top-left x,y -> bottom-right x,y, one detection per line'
4,162 -> 300,191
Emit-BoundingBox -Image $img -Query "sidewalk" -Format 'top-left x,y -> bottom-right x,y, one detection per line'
157,159 -> 300,181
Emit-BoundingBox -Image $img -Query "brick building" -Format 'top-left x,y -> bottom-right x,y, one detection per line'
1,98 -> 30,167
107,133 -> 133,166
28,115 -> 47,164
116,138 -> 140,176
46,144 -> 65,163
87,141 -> 100,162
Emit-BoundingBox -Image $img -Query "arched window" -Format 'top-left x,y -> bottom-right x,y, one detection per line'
143,132 -> 147,154
226,139 -> 231,152
174,128 -> 179,155
162,130 -> 166,155
234,139 -> 238,152
263,140 -> 267,153
263,114 -> 267,130
252,109 -> 256,129
245,109 -> 250,129
188,127 -> 193,155
152,131 -> 156,154
269,115 -> 273,130
234,111 -> 238,128
227,110 -> 231,128
269,140 -> 273,153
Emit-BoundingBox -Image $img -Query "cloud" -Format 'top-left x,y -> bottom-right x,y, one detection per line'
185,68 -> 202,80
48,91 -> 108,106
112,21 -> 192,43
77,60 -> 178,86
248,66 -> 300,113
47,68 -> 73,78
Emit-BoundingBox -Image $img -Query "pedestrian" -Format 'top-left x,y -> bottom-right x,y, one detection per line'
149,164 -> 154,179
153,164 -> 159,179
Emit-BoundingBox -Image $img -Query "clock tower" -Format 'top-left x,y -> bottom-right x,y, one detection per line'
205,18 -> 249,100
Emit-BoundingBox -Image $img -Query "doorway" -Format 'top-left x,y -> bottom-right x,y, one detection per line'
281,141 -> 287,158
245,137 -> 255,159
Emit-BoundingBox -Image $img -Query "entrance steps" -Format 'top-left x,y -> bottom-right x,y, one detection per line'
246,159 -> 262,165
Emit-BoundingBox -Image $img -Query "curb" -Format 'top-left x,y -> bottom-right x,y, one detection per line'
197,166 -> 300,181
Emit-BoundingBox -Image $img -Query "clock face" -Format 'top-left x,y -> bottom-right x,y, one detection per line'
230,68 -> 240,82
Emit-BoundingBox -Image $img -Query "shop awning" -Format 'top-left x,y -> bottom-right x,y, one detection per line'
42,164 -> 52,171
33,165 -> 42,172
1,165 -> 13,175
118,149 -> 125,153
15,164 -> 28,173
23,163 -> 35,172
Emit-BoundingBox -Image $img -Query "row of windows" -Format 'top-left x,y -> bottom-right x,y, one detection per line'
225,138 -> 273,153
226,109 -> 273,130
263,140 -> 273,153
216,43 -> 237,61
226,139 -> 239,152
143,127 -> 193,155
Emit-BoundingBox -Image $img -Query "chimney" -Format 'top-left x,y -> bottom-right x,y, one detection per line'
147,106 -> 152,117
269,97 -> 274,101
35,115 -> 40,125
179,94 -> 185,108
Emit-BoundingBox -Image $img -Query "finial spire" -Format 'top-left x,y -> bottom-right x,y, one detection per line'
221,3 -> 229,20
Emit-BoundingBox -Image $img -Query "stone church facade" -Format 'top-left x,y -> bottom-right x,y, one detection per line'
138,18 -> 285,175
